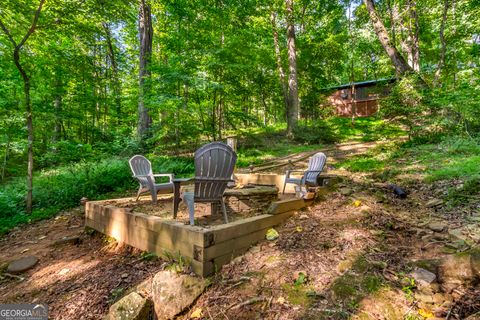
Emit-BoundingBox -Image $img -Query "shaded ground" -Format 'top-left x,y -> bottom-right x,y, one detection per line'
0,208 -> 164,319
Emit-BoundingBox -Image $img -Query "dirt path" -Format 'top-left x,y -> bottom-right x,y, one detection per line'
243,140 -> 395,174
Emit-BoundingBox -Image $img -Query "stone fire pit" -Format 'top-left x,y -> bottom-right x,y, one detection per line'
221,185 -> 278,216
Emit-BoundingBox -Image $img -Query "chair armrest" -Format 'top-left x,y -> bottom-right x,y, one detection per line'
285,170 -> 305,179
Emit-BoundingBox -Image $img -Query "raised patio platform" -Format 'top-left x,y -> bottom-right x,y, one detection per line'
85,196 -> 305,277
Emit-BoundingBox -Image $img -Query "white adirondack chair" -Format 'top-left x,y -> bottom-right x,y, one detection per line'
182,142 -> 237,225
282,152 -> 327,194
129,155 -> 174,204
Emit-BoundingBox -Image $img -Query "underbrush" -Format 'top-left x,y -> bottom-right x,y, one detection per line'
337,135 -> 480,205
0,156 -> 194,235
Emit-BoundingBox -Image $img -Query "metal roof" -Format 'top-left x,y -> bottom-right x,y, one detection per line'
322,77 -> 396,91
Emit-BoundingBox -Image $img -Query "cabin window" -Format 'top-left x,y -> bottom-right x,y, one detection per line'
340,89 -> 349,99
355,87 -> 368,100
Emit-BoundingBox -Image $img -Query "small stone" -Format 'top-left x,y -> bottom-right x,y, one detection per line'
58,268 -> 70,275
249,246 -> 261,254
232,256 -> 243,264
426,199 -> 444,208
428,222 -> 447,233
433,307 -> 447,317
7,256 -> 39,274
416,292 -> 434,304
108,292 -> 151,320
339,188 -> 353,196
433,293 -> 446,304
411,268 -> 437,288
121,273 -> 129,279
433,233 -> 449,241
448,228 -> 467,241
53,236 -> 81,246
299,214 -> 309,220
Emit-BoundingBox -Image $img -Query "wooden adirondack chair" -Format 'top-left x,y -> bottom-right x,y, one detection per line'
129,155 -> 174,204
182,142 -> 237,225
282,152 -> 327,194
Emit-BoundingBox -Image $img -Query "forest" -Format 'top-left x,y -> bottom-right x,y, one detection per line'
0,0 -> 480,318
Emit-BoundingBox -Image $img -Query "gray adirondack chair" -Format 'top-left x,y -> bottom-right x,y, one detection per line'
282,152 -> 327,194
129,155 -> 174,204
182,142 -> 237,225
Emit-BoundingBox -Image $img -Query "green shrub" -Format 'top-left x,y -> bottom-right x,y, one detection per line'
0,156 -> 195,235
293,122 -> 339,144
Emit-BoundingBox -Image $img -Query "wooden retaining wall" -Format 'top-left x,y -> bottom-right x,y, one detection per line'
85,197 -> 305,277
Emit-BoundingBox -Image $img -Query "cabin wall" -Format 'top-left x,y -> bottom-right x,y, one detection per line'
327,88 -> 379,117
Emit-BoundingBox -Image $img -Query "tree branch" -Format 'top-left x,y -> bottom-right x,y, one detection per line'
17,0 -> 46,50
0,18 -> 17,47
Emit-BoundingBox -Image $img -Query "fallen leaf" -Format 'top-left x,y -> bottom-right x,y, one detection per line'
353,200 -> 362,207
418,309 -> 434,318
190,308 -> 202,319
21,248 -> 29,253
276,297 -> 286,305
296,226 -> 303,232
266,228 -> 279,241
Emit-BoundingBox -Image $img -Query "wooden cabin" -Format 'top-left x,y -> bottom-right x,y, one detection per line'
323,78 -> 396,117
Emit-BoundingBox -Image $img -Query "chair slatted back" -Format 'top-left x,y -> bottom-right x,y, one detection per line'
194,142 -> 237,201
305,152 -> 327,184
129,155 -> 153,187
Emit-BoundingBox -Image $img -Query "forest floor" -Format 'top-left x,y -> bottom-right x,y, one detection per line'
0,138 -> 479,319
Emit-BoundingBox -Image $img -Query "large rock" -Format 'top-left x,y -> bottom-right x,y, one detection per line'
438,254 -> 474,292
108,292 -> 151,320
411,268 -> 437,289
152,271 -> 207,320
7,256 -> 39,274
428,222 -> 447,233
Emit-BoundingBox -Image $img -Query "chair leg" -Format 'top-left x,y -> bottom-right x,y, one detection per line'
150,188 -> 158,204
220,198 -> 229,224
184,193 -> 195,226
282,180 -> 287,194
135,186 -> 142,201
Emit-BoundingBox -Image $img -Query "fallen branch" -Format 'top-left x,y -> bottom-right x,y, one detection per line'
228,296 -> 267,310
3,273 -> 25,281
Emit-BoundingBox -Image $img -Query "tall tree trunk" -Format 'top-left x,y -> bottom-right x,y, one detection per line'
138,0 -> 153,140
407,0 -> 420,72
54,91 -> 62,142
270,11 -> 288,116
285,0 -> 299,138
0,0 -> 45,214
386,0 -> 397,46
434,0 -> 449,86
103,22 -> 122,122
363,0 -> 413,75
1,135 -> 10,181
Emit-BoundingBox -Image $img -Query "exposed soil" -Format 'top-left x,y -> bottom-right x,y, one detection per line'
0,208 -> 164,319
